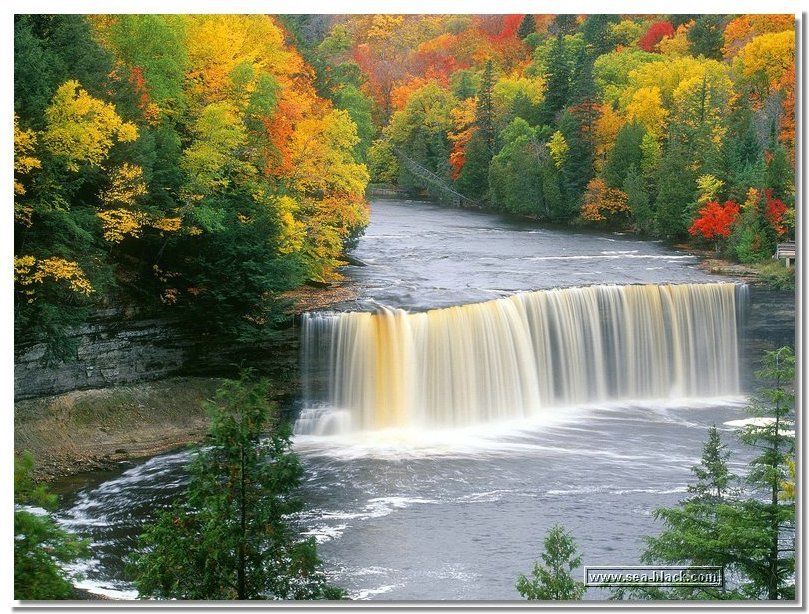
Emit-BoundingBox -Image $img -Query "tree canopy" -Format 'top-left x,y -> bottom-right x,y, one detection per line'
14,12 -> 796,352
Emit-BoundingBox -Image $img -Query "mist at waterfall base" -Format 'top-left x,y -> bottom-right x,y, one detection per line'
54,200 -> 794,600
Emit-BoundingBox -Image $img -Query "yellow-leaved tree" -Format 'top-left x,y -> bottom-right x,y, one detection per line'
625,86 -> 668,138
287,108 -> 370,280
43,80 -> 138,171
97,163 -> 149,242
13,116 -> 41,227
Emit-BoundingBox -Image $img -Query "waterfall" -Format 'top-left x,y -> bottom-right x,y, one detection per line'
296,282 -> 744,435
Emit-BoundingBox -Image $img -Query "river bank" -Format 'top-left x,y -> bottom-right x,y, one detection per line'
15,377 -> 223,481
689,245 -> 795,289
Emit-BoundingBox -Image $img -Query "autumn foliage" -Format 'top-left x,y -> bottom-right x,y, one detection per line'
13,13 -> 798,354
638,21 -> 675,52
764,190 -> 788,237
580,179 -> 631,225
14,14 -> 371,353
688,200 -> 741,241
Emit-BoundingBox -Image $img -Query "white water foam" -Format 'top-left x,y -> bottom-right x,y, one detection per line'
294,396 -> 747,460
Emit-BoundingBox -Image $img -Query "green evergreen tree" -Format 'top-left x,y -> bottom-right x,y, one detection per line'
580,14 -> 619,57
15,452 -> 90,600
456,60 -> 497,200
538,34 -> 570,127
14,15 -> 114,126
611,425 -> 742,600
654,141 -> 696,238
476,59 -> 496,156
133,375 -> 344,600
517,14 -> 536,40
569,50 -> 600,141
613,347 -> 796,601
456,132 -> 491,198
687,15 -> 725,60
602,122 -> 645,188
540,156 -> 566,219
551,14 -> 578,36
558,110 -> 593,215
765,143 -> 792,201
688,425 -> 737,503
738,346 -> 795,600
669,14 -> 698,28
623,164 -> 653,234
451,69 -> 478,100
516,524 -> 585,600
570,49 -> 597,106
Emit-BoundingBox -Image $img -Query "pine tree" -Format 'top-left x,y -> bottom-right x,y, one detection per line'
458,59 -> 496,200
765,143 -> 792,201
451,69 -> 477,100
602,122 -> 645,189
580,14 -> 619,57
516,525 -> 585,600
558,110 -> 593,215
551,14 -> 578,36
738,346 -> 795,600
688,426 -> 738,504
569,50 -> 600,140
612,425 -> 741,600
133,375 -> 344,600
14,452 -> 90,600
456,132 -> 491,198
654,141 -> 696,238
623,164 -> 653,234
687,15 -> 725,60
475,59 -> 496,156
613,347 -> 796,601
540,155 -> 565,219
517,14 -> 536,40
538,34 -> 570,127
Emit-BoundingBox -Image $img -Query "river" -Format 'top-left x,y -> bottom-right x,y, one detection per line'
54,198 -> 795,601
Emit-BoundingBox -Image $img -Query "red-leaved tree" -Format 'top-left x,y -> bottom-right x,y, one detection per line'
689,200 -> 741,251
638,21 -> 675,52
764,189 -> 789,237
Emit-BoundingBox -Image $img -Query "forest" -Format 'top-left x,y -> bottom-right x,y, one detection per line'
14,14 -> 796,357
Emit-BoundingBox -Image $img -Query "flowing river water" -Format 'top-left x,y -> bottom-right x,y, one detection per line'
54,198 -> 795,601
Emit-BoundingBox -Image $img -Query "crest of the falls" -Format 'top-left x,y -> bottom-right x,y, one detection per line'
296,282 -> 746,435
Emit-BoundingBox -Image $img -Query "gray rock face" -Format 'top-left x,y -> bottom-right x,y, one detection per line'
14,309 -> 299,401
